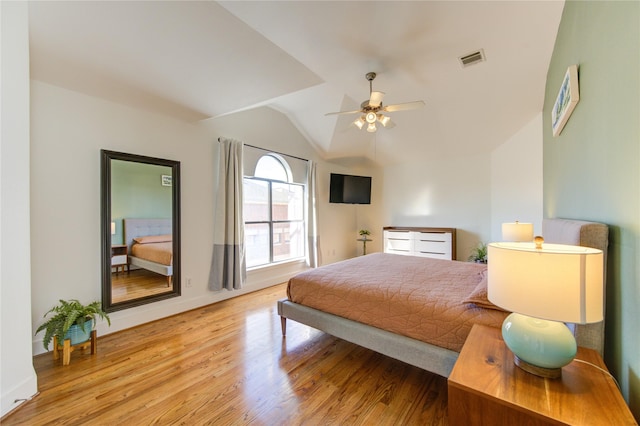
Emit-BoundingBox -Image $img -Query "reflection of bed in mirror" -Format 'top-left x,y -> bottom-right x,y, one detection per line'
124,218 -> 173,286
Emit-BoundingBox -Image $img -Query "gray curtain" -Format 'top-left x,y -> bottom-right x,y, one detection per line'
208,137 -> 246,291
306,161 -> 321,268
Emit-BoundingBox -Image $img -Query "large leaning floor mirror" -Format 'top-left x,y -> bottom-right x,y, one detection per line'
101,150 -> 181,312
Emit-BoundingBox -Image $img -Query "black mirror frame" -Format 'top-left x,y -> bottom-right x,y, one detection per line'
100,149 -> 181,313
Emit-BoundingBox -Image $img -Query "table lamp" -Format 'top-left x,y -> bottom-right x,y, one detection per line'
487,238 -> 603,378
501,221 -> 533,242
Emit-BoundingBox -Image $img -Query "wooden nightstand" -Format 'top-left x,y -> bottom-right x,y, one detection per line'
448,324 -> 637,425
111,244 -> 128,274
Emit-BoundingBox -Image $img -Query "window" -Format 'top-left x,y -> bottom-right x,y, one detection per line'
244,154 -> 305,268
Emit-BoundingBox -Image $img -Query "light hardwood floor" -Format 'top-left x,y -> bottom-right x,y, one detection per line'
4,284 -> 449,425
111,269 -> 173,303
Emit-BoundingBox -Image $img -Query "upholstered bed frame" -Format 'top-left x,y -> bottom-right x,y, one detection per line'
123,218 -> 173,282
277,218 -> 609,378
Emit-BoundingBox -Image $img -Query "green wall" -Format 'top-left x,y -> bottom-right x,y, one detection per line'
543,0 -> 639,419
111,159 -> 172,244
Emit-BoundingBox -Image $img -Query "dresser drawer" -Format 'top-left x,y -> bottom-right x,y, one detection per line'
384,230 -> 412,252
415,241 -> 451,257
416,232 -> 451,244
384,231 -> 411,240
386,248 -> 413,256
383,227 -> 456,260
385,238 -> 412,252
112,255 -> 127,266
415,233 -> 452,258
413,251 -> 451,260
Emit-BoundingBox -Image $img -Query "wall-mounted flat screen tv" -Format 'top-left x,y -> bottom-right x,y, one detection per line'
329,173 -> 372,204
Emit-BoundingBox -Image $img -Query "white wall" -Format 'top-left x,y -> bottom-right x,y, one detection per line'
1,2 -> 39,417
29,81 -> 381,356
490,113 -> 544,240
381,116 -> 543,260
382,152 -> 492,261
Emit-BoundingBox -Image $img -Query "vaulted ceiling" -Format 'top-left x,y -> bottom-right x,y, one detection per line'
28,1 -> 564,166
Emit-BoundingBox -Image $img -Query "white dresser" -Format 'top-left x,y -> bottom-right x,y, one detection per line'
383,227 -> 456,260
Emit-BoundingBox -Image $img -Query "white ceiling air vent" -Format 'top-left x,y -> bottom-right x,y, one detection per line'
459,49 -> 486,68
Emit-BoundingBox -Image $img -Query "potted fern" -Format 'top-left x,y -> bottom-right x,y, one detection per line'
36,299 -> 111,350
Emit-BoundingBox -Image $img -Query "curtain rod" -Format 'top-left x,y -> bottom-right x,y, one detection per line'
218,137 -> 309,163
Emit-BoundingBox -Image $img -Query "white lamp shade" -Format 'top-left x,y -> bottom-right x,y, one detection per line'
502,222 -> 533,242
488,242 -> 603,324
111,221 -> 116,235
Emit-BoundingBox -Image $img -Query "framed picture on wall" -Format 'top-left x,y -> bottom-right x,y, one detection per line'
551,64 -> 580,137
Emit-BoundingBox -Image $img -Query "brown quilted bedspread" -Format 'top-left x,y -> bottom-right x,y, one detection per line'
131,242 -> 173,266
287,252 -> 508,352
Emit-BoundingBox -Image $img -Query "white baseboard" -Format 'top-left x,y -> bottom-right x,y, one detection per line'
1,372 -> 38,419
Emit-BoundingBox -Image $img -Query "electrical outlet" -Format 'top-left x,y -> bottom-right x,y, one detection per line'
186,277 -> 192,288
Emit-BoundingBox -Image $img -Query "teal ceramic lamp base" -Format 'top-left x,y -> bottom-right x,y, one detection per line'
501,313 -> 577,379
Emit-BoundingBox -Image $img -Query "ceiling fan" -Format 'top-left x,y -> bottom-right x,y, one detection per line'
326,72 -> 425,133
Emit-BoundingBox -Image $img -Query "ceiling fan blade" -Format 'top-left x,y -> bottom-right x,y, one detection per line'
382,100 -> 425,112
369,91 -> 385,108
325,109 -> 363,116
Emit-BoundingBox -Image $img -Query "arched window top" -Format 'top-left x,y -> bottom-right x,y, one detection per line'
254,154 -> 292,182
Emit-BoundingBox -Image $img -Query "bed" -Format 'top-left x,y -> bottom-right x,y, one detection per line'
278,218 -> 609,378
124,218 -> 174,286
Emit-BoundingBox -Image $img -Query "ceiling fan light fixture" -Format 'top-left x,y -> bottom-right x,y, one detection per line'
325,72 -> 425,133
378,114 -> 391,127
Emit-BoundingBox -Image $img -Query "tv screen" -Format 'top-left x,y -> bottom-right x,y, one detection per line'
329,173 -> 372,204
